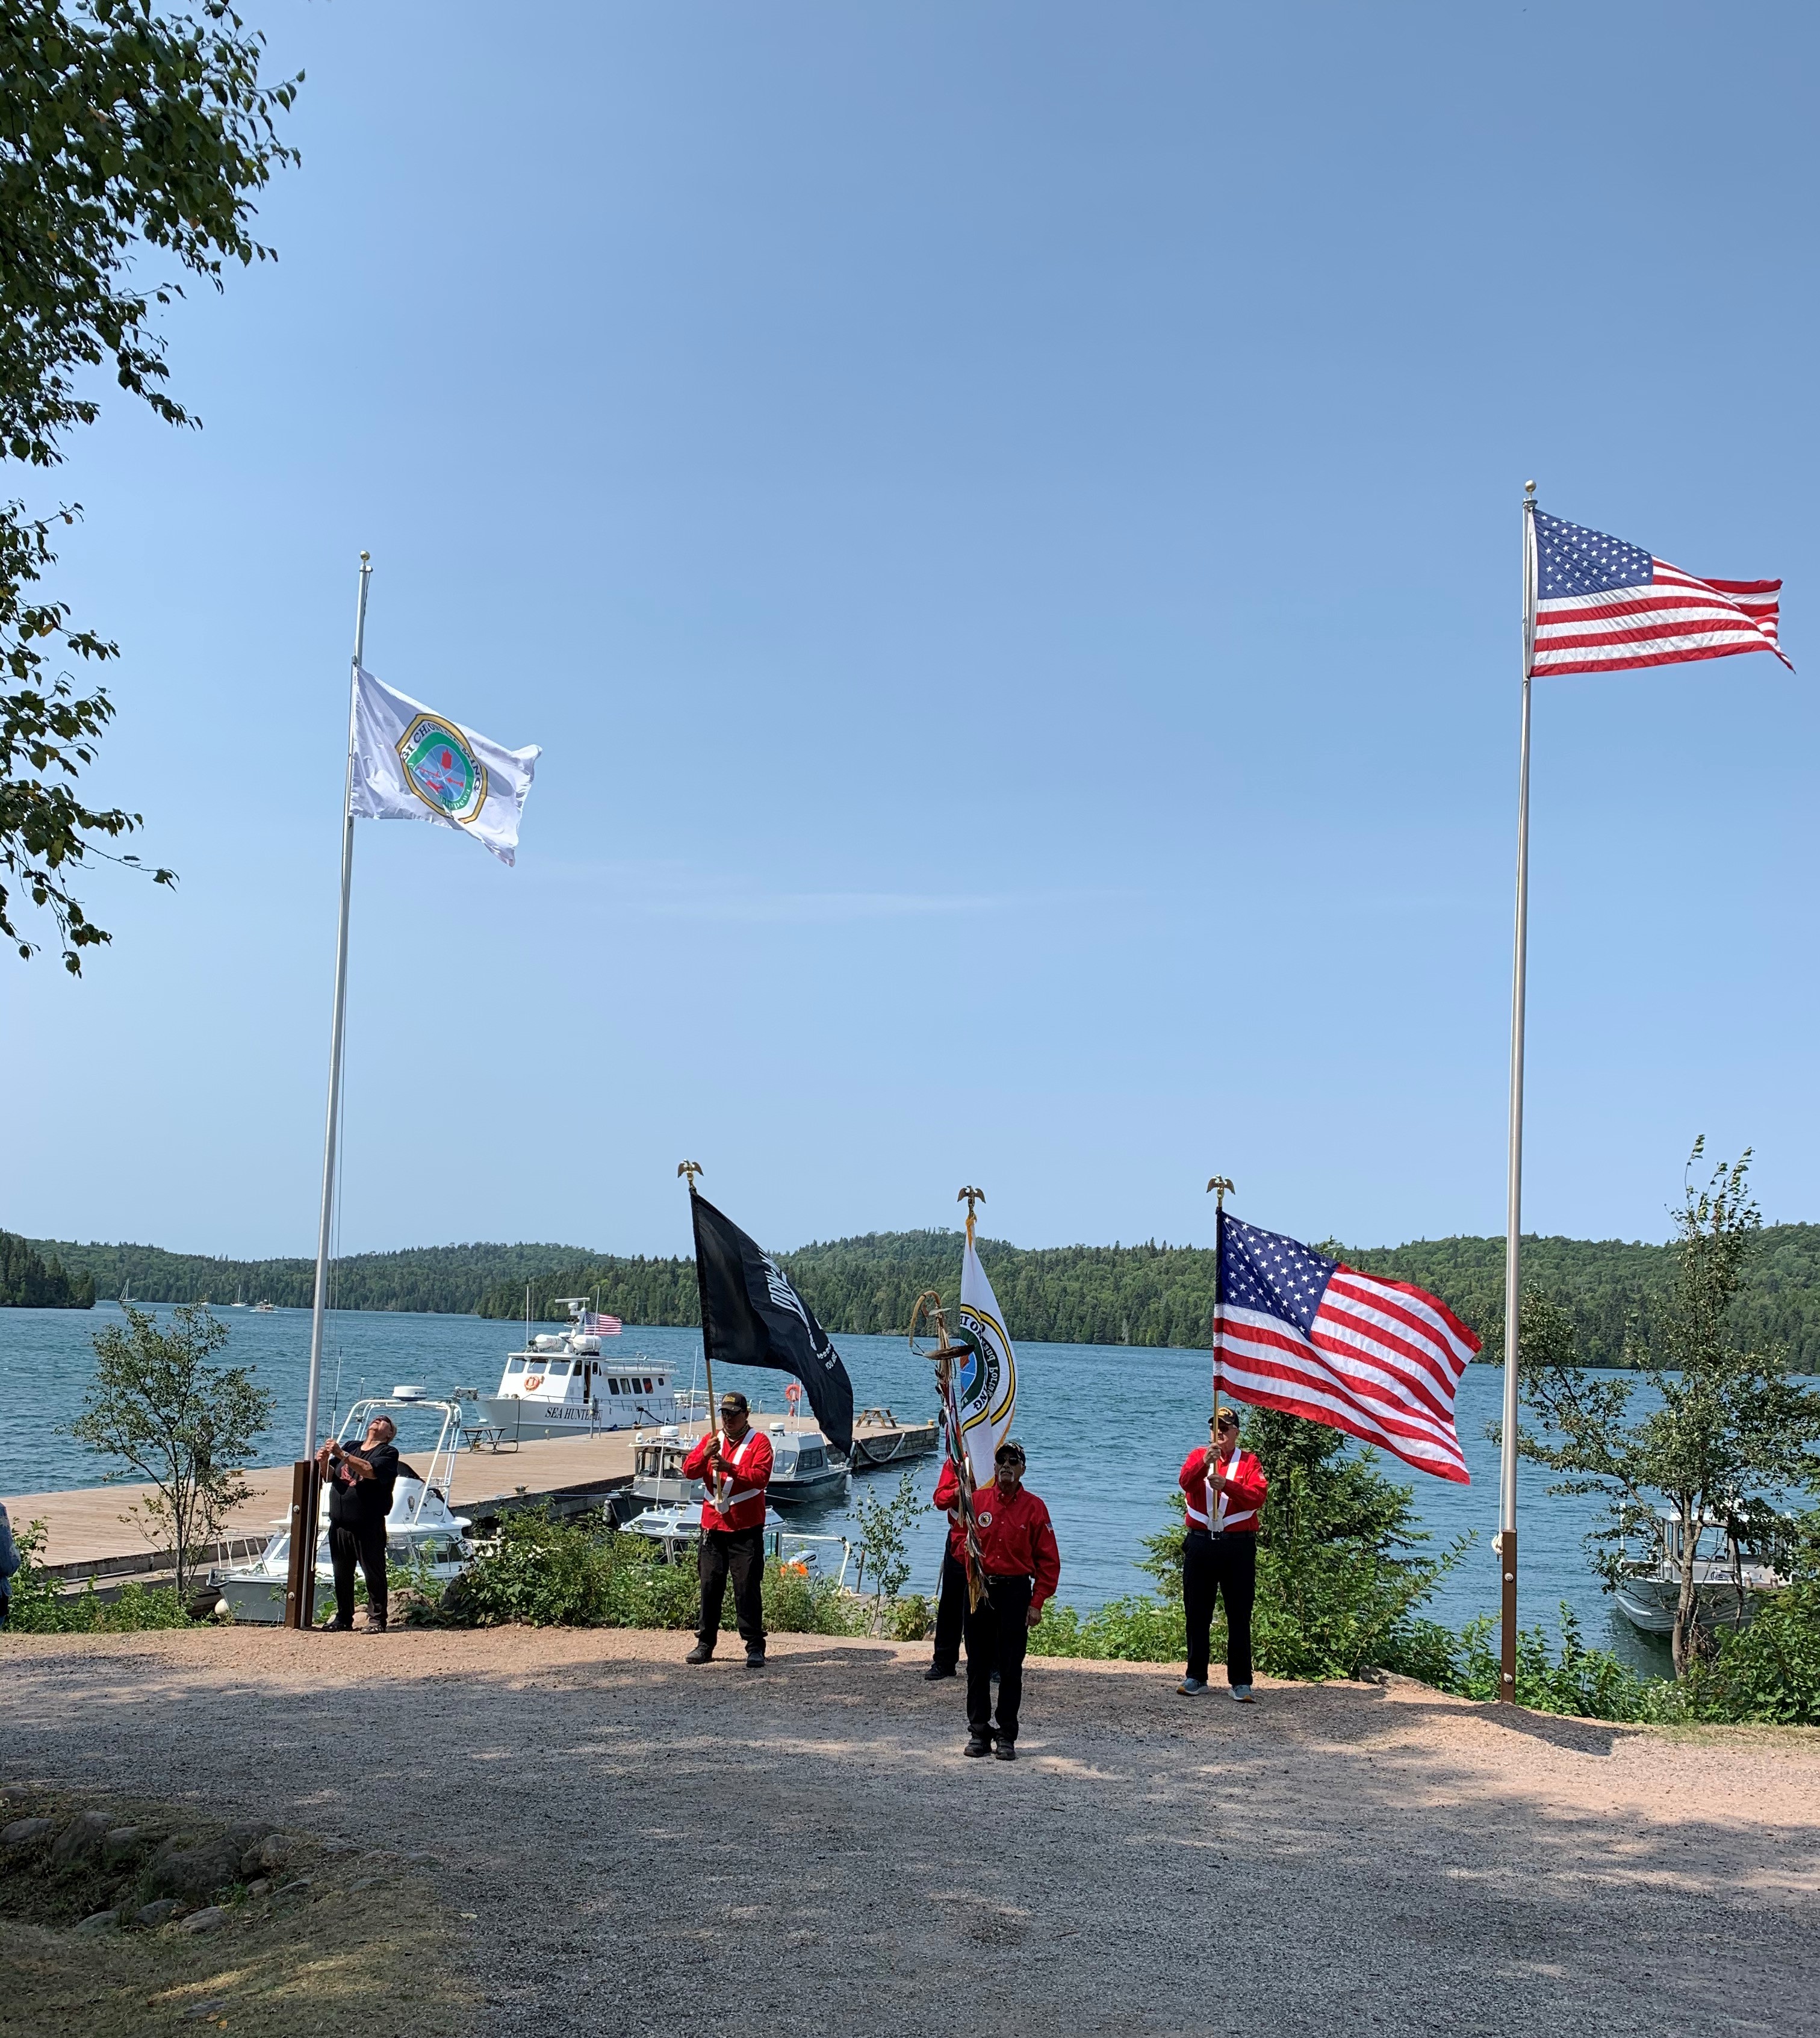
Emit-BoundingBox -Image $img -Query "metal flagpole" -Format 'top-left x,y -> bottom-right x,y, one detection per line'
1207,1176 -> 1234,1415
1499,485 -> 1539,1702
285,551 -> 371,1630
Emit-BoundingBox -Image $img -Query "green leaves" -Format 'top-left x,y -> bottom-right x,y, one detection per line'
1,1 -> 298,967
69,1300 -> 275,1598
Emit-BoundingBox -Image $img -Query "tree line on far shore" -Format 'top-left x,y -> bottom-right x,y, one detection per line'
16,1222 -> 1820,1370
0,1232 -> 95,1308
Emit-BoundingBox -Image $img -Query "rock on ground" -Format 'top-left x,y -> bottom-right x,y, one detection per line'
5,1629 -> 1820,2038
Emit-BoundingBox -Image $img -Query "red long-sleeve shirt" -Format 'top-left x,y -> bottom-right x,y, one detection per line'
682,1425 -> 773,1533
1179,1444 -> 1267,1533
933,1459 -> 1061,1614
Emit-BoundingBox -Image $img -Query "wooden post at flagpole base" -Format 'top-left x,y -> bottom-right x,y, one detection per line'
1499,484 -> 1539,1703
282,1456 -> 321,1630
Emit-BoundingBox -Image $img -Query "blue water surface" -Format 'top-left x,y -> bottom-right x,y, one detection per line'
0,1302 -> 1664,1668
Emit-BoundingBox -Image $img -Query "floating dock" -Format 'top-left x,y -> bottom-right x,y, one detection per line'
11,1409 -> 936,1588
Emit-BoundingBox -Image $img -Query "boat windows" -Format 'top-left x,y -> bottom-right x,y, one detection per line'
507,1356 -> 527,1374
545,1358 -> 570,1375
642,1378 -> 653,1392
800,1449 -> 825,1471
609,1378 -> 622,1394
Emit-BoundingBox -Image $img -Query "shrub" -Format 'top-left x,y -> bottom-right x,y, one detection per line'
435,1508 -> 863,1636
5,1522 -> 190,1633
1677,1579 -> 1820,1726
1029,1593 -> 1186,1662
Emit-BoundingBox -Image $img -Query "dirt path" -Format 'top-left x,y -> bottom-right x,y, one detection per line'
5,1629 -> 1819,2037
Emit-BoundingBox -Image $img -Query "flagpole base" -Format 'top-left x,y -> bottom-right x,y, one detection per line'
282,1458 -> 321,1631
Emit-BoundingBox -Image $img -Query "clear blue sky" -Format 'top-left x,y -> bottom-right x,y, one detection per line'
5,2 -> 1816,1264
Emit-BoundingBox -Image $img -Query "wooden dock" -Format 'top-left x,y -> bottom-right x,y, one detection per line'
10,1411 -> 936,1584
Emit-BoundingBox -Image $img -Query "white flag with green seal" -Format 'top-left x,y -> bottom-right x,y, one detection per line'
955,1219 -> 1017,1490
350,667 -> 540,865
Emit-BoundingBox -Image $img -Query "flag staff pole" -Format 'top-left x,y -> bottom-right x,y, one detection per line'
303,550 -> 372,1459
1207,1176 -> 1234,1415
284,550 -> 371,1630
1499,484 -> 1539,1703
679,1161 -> 727,1506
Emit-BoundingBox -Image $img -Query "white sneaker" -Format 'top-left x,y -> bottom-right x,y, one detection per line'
1230,1683 -> 1255,1704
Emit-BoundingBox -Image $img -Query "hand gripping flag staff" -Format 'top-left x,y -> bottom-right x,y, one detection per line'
677,1164 -> 856,1512
1495,492 -> 1792,1698
910,1284 -> 990,1612
283,556 -> 541,1630
1207,1176 -> 1477,1485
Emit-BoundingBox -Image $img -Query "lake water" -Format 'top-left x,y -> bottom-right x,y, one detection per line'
0,1302 -> 1669,1670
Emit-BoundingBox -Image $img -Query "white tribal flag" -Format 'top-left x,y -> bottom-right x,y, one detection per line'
351,667 -> 541,865
955,1219 -> 1017,1490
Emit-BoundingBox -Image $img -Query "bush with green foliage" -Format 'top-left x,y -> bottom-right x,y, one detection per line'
433,1507 -> 862,1636
3,1521 -> 188,1633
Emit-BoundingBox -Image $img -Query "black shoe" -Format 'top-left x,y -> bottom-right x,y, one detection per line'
924,1663 -> 957,1681
993,1739 -> 1017,1762
963,1736 -> 992,1757
685,1642 -> 715,1665
745,1650 -> 766,1669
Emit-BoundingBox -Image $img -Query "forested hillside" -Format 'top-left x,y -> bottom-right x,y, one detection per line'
476,1225 -> 1820,1370
20,1223 -> 1820,1367
0,1232 -> 95,1308
21,1239 -> 592,1314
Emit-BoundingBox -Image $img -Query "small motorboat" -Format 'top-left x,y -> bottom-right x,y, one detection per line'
1613,1509 -> 1783,1635
763,1421 -> 849,1509
211,1389 -> 473,1623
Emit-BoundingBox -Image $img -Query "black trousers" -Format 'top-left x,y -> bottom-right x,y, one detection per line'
930,1548 -> 966,1671
964,1573 -> 1033,1743
328,1518 -> 388,1629
1183,1529 -> 1255,1686
698,1526 -> 765,1651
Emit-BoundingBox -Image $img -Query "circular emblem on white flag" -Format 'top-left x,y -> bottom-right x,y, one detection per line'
397,713 -> 489,825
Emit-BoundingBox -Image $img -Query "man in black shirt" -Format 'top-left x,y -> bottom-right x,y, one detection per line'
315,1415 -> 400,1632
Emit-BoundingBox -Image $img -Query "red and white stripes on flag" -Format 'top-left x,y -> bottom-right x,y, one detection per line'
1214,1214 -> 1475,1484
1530,508 -> 1791,676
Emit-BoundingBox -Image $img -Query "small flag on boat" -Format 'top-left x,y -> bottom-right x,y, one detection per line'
582,1312 -> 622,1337
350,667 -> 541,865
1530,511 -> 1790,676
955,1217 -> 1016,1490
1214,1213 -> 1476,1483
689,1192 -> 854,1456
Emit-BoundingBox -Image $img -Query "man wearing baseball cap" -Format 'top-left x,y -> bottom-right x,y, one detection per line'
933,1437 -> 1060,1760
1178,1406 -> 1269,1701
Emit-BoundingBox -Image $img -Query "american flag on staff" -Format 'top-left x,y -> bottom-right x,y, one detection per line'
582,1311 -> 622,1336
1214,1214 -> 1476,1483
1530,510 -> 1791,676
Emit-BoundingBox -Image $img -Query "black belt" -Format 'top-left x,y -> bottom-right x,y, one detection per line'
1185,1526 -> 1229,1539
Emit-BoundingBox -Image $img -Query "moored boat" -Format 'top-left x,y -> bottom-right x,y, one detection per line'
211,1388 -> 473,1623
1613,1509 -> 1783,1635
467,1297 -> 679,1441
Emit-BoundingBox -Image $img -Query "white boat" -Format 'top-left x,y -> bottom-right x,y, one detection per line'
211,1388 -> 473,1624
466,1297 -> 679,1442
251,1299 -> 275,1313
1613,1509 -> 1783,1635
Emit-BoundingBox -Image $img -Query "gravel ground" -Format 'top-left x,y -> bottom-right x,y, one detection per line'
5,1628 -> 1819,2038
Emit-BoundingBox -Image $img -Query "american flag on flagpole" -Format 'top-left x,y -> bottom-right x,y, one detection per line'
1530,510 -> 1791,676
1215,1214 -> 1476,1484
582,1311 -> 622,1336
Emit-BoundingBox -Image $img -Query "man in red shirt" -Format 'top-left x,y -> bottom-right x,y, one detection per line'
681,1391 -> 774,1668
1178,1407 -> 1269,1701
933,1438 -> 1060,1760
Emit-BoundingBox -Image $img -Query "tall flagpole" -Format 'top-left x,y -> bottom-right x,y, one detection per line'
679,1161 -> 727,1507
1206,1176 -> 1234,1414
303,550 -> 373,1457
1499,485 -> 1538,1703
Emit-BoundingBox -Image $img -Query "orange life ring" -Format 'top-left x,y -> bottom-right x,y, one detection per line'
523,1375 -> 544,1393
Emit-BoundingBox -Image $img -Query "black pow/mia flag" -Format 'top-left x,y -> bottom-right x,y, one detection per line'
689,1191 -> 855,1456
